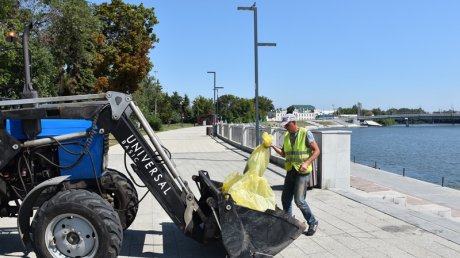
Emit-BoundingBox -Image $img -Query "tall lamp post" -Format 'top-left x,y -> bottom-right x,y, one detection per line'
216,86 -> 224,122
207,71 -> 223,135
21,22 -> 36,99
238,3 -> 276,146
153,71 -> 159,116
207,71 -> 216,126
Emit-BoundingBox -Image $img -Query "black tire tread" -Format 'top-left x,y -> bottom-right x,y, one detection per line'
31,189 -> 123,258
103,168 -> 139,229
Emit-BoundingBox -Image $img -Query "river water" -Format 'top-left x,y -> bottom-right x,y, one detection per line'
339,124 -> 460,188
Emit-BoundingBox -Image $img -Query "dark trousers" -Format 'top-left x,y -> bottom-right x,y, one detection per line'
281,169 -> 317,225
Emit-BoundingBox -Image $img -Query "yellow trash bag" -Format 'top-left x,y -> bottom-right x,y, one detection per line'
222,172 -> 242,193
222,132 -> 276,212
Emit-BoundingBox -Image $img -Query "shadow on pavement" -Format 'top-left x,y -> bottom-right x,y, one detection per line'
271,184 -> 285,191
121,223 -> 227,258
0,227 -> 32,257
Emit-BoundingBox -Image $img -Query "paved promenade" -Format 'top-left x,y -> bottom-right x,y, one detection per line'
1,126 -> 460,257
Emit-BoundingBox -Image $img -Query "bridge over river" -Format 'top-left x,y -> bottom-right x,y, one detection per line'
357,113 -> 460,124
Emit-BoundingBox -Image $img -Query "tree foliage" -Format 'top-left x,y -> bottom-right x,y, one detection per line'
48,0 -> 100,95
132,76 -> 160,115
132,76 -> 162,130
216,94 -> 274,123
257,96 -> 275,121
30,43 -> 57,96
0,1 -> 31,98
1,0 -> 159,97
94,0 -> 158,93
182,94 -> 193,123
192,95 -> 213,119
337,105 -> 427,116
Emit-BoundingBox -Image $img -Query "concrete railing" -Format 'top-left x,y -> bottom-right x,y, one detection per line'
215,124 -> 352,190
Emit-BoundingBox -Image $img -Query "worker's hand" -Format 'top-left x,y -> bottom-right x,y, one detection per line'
299,162 -> 309,172
262,132 -> 273,148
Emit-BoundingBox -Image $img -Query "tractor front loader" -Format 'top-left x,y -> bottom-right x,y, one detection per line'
0,91 -> 305,257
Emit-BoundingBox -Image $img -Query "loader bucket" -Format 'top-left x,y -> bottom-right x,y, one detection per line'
194,170 -> 306,257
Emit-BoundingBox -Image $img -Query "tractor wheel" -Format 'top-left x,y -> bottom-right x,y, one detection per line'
31,189 -> 123,258
102,168 -> 139,230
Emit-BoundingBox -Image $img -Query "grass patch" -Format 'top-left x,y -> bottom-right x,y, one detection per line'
159,123 -> 194,131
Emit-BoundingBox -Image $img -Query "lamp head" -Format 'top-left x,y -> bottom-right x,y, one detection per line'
6,31 -> 16,42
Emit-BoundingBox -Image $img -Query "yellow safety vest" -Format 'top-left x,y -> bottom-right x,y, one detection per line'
284,128 -> 312,174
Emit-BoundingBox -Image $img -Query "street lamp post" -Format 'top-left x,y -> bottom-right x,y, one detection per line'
207,71 -> 216,126
216,86 -> 224,122
238,3 -> 276,146
22,22 -> 35,98
153,71 -> 159,116
207,71 -> 223,135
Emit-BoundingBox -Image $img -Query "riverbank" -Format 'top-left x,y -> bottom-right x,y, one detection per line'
345,162 -> 460,245
350,162 -> 460,220
264,118 -> 362,129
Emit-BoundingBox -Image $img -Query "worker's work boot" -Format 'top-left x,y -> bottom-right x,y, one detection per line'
305,221 -> 318,236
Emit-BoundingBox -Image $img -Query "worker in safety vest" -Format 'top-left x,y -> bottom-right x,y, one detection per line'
271,113 -> 320,236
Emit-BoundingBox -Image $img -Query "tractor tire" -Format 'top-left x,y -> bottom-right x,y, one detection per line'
102,168 -> 139,230
31,189 -> 123,258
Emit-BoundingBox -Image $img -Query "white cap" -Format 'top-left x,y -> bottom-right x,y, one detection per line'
280,113 -> 296,127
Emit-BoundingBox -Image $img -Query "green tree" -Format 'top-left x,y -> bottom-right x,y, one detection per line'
0,1 -> 57,98
30,43 -> 57,96
215,94 -> 275,123
217,94 -> 235,122
132,76 -> 159,114
371,108 -> 384,116
338,105 -> 359,115
132,76 -> 163,130
94,0 -> 158,93
0,34 -> 23,98
239,98 -> 254,123
182,94 -> 193,123
170,91 -> 182,111
257,96 -> 275,121
387,108 -> 398,115
169,91 -> 183,123
0,0 -> 20,21
158,93 -> 175,124
192,95 -> 213,121
47,0 -> 99,95
1,1 -> 24,97
377,118 -> 397,126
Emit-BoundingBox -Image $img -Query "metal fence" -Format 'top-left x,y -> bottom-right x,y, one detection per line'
218,124 -> 286,149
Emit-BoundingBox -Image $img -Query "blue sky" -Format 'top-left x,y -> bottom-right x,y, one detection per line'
91,0 -> 460,112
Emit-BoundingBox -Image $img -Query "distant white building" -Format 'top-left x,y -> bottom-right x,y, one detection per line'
268,105 -> 318,122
